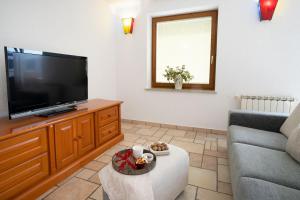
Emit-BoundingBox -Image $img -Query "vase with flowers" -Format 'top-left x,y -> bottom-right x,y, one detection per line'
163,65 -> 193,90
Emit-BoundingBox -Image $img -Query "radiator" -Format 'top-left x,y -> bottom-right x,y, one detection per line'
239,95 -> 297,113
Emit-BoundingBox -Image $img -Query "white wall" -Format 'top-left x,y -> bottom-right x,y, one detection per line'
0,0 -> 117,116
115,0 -> 300,130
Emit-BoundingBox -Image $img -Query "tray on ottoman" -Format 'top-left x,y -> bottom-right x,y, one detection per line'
112,149 -> 156,175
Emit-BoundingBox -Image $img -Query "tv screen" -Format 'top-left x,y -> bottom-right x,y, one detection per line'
5,47 -> 88,119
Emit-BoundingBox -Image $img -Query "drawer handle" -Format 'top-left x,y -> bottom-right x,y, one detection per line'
108,130 -> 112,134
107,114 -> 111,117
78,136 -> 82,139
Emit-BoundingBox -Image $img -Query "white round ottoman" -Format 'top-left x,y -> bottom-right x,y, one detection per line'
99,144 -> 189,200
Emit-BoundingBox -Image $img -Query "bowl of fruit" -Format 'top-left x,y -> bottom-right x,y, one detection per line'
149,142 -> 169,156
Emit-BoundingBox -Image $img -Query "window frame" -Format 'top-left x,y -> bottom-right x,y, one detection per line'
151,10 -> 218,90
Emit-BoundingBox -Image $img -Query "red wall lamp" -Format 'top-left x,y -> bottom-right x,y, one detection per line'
258,0 -> 278,21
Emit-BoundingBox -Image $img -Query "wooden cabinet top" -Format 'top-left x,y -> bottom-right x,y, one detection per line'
0,99 -> 122,140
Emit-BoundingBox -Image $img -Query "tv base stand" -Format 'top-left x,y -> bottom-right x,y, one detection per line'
37,106 -> 77,117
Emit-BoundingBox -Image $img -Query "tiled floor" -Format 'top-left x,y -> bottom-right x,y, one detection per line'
38,123 -> 232,200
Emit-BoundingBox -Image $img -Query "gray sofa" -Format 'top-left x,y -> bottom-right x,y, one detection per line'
228,110 -> 300,200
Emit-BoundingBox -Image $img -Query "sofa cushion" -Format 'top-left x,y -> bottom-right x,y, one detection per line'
280,103 -> 300,137
238,177 -> 300,200
231,143 -> 300,190
286,126 -> 300,163
228,125 -> 287,151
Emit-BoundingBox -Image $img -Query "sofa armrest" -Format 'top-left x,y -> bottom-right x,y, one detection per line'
229,110 -> 288,133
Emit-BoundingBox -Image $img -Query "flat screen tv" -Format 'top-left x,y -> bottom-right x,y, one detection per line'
4,47 -> 88,119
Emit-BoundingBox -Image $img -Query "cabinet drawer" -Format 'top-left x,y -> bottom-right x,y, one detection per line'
0,128 -> 48,172
97,121 -> 119,145
0,153 -> 49,199
97,106 -> 118,127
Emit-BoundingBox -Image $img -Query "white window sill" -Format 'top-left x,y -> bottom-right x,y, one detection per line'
144,88 -> 217,94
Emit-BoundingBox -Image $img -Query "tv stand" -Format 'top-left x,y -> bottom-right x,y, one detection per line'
37,106 -> 77,117
0,99 -> 123,200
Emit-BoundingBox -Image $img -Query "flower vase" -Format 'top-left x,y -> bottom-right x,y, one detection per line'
174,75 -> 183,90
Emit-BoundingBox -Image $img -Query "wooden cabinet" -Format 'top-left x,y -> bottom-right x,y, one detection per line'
55,114 -> 95,169
77,114 -> 95,157
0,99 -> 123,200
96,106 -> 120,146
55,120 -> 78,170
0,129 -> 49,199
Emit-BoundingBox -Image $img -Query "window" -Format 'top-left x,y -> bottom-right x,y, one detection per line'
151,10 -> 218,90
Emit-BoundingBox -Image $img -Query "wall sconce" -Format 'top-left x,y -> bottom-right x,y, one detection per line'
259,0 -> 278,21
122,18 -> 134,34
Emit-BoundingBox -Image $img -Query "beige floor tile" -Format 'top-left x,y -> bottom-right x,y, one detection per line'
76,169 -> 96,180
218,165 -> 231,183
135,138 -> 147,144
194,139 -> 205,145
171,140 -> 204,154
119,140 -> 135,147
104,148 -> 118,156
136,128 -> 157,136
45,177 -> 98,200
184,131 -> 196,139
204,150 -> 227,158
121,123 -> 135,130
202,155 -> 217,171
188,167 -> 217,191
166,129 -> 186,137
217,158 -> 228,165
124,133 -> 140,142
208,133 -> 219,138
174,137 -> 194,143
90,186 -> 103,200
113,144 -> 128,151
85,161 -> 106,171
153,128 -> 168,137
217,139 -> 228,152
176,185 -> 197,200
36,186 -> 58,200
195,132 -> 206,140
189,153 -> 203,168
160,135 -> 173,143
141,136 -> 161,142
196,188 -> 232,200
218,181 -> 232,195
122,127 -> 139,134
217,134 -> 227,140
96,155 -> 112,164
57,169 -> 83,186
205,141 -> 211,150
134,142 -> 147,146
88,173 -> 101,185
206,134 -> 218,142
211,142 -> 218,151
